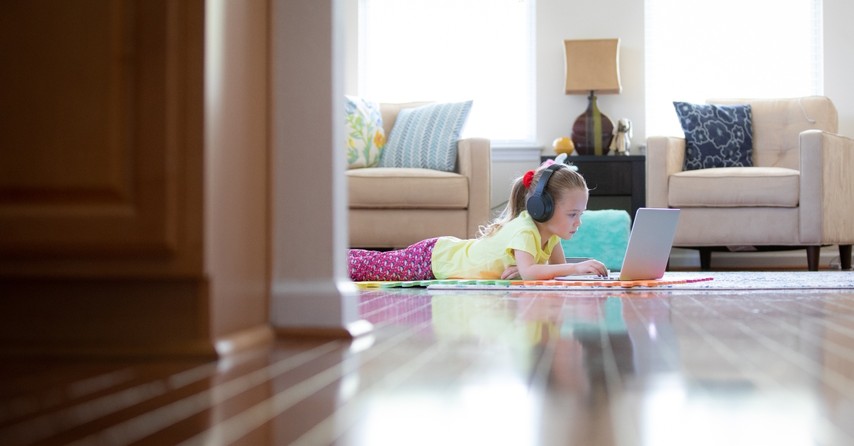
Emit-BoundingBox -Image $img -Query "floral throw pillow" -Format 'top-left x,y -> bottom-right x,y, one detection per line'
345,96 -> 386,169
673,102 -> 754,171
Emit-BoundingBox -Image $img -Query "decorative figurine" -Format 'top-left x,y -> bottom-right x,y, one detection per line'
609,118 -> 632,155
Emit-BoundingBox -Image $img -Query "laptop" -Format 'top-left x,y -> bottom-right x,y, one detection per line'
557,208 -> 681,281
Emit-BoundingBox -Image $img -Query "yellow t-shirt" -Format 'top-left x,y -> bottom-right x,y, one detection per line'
430,211 -> 561,279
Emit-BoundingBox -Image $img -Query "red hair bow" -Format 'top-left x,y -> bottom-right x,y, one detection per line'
522,170 -> 535,189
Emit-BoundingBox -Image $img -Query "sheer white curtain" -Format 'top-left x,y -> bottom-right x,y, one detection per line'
359,0 -> 536,144
645,0 -> 823,137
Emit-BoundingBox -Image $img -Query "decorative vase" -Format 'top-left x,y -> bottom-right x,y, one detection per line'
571,92 -> 615,156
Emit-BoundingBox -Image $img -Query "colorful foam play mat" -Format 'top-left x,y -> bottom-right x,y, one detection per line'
356,271 -> 854,292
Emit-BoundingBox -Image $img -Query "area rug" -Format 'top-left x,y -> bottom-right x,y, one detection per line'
656,271 -> 854,291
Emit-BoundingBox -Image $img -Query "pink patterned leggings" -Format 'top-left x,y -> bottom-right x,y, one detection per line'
349,238 -> 438,281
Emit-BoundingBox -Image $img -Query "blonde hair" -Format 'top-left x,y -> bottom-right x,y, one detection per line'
479,165 -> 588,238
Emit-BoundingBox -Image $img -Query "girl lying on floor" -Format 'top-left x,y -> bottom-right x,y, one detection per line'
349,155 -> 608,281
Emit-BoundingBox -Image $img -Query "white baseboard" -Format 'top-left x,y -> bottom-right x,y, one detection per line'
490,144 -> 543,162
669,247 -> 843,270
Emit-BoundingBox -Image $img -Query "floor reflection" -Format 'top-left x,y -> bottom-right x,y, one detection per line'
3,289 -> 854,444
353,289 -> 854,445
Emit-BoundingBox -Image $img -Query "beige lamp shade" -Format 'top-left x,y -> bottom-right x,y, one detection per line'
564,38 -> 622,95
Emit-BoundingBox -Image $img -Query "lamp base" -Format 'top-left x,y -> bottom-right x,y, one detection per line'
571,92 -> 614,156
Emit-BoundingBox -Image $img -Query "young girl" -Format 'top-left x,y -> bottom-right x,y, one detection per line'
348,156 -> 608,281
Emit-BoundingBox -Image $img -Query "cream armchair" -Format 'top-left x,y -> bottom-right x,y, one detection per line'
348,102 -> 491,249
647,96 -> 854,270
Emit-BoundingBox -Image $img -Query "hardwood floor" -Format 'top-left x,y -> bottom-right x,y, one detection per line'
3,286 -> 854,445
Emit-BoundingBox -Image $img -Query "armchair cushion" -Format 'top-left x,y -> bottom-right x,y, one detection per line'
348,167 -> 468,208
379,101 -> 472,172
673,102 -> 754,170
668,167 -> 799,208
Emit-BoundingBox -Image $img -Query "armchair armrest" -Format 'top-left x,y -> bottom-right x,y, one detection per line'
646,136 -> 686,208
799,130 -> 854,243
456,137 -> 492,238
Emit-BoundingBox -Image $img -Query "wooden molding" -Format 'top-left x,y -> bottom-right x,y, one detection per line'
0,0 -> 196,264
0,277 -> 219,358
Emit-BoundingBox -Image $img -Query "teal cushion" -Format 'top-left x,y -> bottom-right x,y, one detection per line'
561,209 -> 631,271
379,101 -> 472,172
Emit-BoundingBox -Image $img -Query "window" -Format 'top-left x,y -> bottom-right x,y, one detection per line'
359,0 -> 536,144
645,0 -> 823,136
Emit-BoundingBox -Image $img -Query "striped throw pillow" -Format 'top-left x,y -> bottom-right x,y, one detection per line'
379,101 -> 472,172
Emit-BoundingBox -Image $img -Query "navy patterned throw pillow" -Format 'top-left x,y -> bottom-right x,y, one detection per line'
673,102 -> 754,171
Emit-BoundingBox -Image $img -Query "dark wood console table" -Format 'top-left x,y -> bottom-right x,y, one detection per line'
541,155 -> 646,220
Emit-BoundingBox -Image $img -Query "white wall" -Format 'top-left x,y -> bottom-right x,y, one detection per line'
536,0 -> 646,154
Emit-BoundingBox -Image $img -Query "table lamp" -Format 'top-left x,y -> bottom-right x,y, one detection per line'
564,38 -> 622,155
